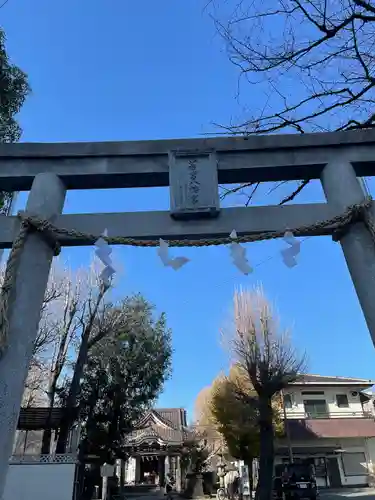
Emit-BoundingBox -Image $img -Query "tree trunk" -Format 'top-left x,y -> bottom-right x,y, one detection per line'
56,286 -> 107,453
256,396 -> 274,500
55,332 -> 90,453
41,383 -> 56,454
120,460 -> 125,489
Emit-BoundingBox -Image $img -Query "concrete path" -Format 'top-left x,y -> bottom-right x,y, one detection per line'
320,488 -> 375,500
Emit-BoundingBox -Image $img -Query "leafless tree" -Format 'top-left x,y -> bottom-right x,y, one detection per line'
22,366 -> 49,408
0,262 -> 66,406
39,261 -> 119,454
1,256 -> 123,454
39,265 -> 85,453
227,286 -> 306,500
54,280 -> 120,453
209,0 -> 375,203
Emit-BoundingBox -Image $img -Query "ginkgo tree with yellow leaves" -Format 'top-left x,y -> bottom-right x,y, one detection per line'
196,364 -> 284,497
194,286 -> 305,500
210,366 -> 260,495
229,287 -> 306,500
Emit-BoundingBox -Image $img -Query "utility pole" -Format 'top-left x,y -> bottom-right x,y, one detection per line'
281,390 -> 293,464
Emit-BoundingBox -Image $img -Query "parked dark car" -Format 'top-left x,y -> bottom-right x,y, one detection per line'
273,464 -> 318,500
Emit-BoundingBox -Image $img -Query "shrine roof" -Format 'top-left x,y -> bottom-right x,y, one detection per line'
124,408 -> 189,446
156,408 -> 187,428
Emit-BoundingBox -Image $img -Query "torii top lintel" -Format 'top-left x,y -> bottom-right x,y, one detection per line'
1,129 -> 375,191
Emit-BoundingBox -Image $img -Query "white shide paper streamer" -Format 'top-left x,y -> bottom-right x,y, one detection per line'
281,230 -> 301,268
157,238 -> 189,271
95,229 -> 116,286
229,230 -> 253,275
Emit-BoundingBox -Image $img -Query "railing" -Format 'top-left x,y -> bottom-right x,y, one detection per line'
9,453 -> 77,464
283,410 -> 374,419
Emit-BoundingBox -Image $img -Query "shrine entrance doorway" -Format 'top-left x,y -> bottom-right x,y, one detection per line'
139,456 -> 161,485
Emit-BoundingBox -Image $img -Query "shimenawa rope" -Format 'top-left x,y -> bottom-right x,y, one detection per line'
0,196 -> 373,357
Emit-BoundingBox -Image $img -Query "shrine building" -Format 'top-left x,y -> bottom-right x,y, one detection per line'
119,407 -> 191,490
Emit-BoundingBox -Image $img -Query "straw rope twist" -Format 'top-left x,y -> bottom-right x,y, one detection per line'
0,195 -> 374,358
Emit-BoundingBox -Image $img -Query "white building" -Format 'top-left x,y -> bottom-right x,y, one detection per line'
276,374 -> 375,488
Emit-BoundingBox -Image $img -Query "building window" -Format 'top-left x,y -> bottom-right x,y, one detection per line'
313,458 -> 327,478
283,394 -> 293,409
336,394 -> 349,408
301,391 -> 325,396
341,452 -> 367,476
303,399 -> 329,418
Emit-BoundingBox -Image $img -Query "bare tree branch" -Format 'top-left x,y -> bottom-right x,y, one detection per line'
210,0 -> 375,203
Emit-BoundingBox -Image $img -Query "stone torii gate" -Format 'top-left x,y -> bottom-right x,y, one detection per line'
0,129 -> 375,496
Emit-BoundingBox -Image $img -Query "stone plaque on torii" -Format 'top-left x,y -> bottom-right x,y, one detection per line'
0,129 -> 375,496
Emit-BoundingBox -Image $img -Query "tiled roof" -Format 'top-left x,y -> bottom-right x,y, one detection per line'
125,426 -> 185,445
291,374 -> 375,387
286,418 -> 375,439
124,408 -> 188,446
156,408 -> 187,428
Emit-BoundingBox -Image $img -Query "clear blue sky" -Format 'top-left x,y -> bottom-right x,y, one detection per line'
2,0 -> 375,420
